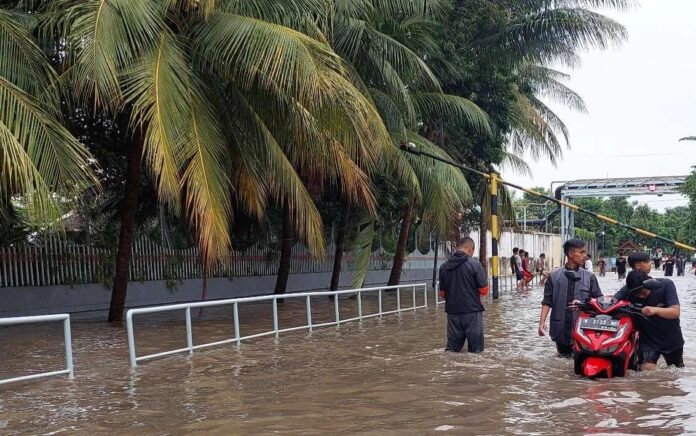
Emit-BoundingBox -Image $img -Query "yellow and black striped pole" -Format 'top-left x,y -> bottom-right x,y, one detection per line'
401,144 -> 696,256
490,171 -> 500,299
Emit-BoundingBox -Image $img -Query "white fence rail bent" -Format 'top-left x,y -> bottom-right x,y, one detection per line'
126,283 -> 428,367
0,314 -> 74,386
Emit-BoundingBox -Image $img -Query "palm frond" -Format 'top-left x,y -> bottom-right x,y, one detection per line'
0,10 -> 57,103
193,12 -> 344,105
412,93 -> 492,136
517,64 -> 587,112
402,132 -> 471,238
225,85 -> 326,254
0,76 -> 98,223
483,8 -> 627,66
218,0 -> 328,29
349,212 -> 375,288
54,0 -> 163,112
179,88 -> 233,265
123,33 -> 190,207
499,150 -> 532,177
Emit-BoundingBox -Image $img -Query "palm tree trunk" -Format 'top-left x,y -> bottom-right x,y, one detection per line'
274,202 -> 293,296
479,209 -> 489,275
388,199 -> 414,286
108,132 -> 144,323
329,199 -> 350,292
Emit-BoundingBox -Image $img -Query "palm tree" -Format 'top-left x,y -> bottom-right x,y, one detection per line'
442,0 -> 630,266
0,5 -> 97,229
51,0 -> 388,321
325,0 -> 489,287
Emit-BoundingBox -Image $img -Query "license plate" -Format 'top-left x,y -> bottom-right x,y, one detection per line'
580,318 -> 619,332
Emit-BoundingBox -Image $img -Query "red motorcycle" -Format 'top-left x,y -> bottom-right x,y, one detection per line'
567,273 -> 661,378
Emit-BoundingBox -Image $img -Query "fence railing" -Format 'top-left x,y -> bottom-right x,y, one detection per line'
126,283 -> 428,367
0,230 -> 560,288
0,238 -> 435,288
0,314 -> 73,386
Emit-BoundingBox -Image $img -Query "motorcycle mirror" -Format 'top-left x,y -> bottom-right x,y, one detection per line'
642,279 -> 662,290
564,271 -> 581,282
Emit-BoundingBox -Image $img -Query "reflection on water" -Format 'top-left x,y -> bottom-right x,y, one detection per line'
1,273 -> 695,434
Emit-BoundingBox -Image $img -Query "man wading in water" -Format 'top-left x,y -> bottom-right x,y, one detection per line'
538,239 -> 602,357
614,270 -> 684,370
439,237 -> 489,353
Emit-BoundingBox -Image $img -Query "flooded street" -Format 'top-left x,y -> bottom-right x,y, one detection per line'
2,272 -> 696,434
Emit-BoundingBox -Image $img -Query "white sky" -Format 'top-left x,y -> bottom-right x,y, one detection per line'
503,0 -> 696,212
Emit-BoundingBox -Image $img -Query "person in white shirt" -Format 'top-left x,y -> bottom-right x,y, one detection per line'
584,254 -> 593,271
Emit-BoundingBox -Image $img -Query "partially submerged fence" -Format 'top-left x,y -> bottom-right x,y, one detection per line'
0,314 -> 73,386
126,283 -> 428,367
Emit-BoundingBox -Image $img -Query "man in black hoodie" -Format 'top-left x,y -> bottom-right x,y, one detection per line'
438,237 -> 489,352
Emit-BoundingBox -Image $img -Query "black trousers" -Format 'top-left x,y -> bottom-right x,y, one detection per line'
446,312 -> 484,352
556,342 -> 573,358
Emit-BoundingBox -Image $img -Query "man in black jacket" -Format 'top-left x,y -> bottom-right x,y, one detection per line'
614,270 -> 684,370
438,237 -> 489,352
538,239 -> 602,357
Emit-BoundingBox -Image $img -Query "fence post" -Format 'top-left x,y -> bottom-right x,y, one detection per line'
412,285 -> 416,311
334,294 -> 340,325
273,298 -> 279,337
186,307 -> 193,354
357,291 -> 362,320
233,302 -> 240,346
396,287 -> 401,312
126,311 -> 137,368
306,295 -> 313,331
378,289 -> 383,316
63,316 -> 74,379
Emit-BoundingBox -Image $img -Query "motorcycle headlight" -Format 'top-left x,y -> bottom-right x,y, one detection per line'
603,344 -> 619,354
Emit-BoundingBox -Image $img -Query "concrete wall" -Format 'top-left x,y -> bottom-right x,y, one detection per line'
0,268 -> 434,318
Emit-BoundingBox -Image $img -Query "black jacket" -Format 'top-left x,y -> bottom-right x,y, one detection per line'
438,251 -> 488,314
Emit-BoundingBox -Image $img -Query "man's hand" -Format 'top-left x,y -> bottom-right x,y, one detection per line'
439,290 -> 446,300
538,322 -> 547,336
641,306 -> 659,316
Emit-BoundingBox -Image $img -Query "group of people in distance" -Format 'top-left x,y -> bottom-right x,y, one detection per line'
438,237 -> 684,371
510,247 -> 548,290
609,253 -> 690,279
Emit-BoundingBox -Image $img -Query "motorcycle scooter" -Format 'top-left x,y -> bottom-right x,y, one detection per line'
565,272 -> 662,378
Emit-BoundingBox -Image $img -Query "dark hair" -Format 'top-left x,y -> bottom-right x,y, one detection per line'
519,249 -> 525,255
628,252 -> 651,268
626,270 -> 650,290
540,253 -> 545,257
457,237 -> 475,249
563,239 -> 585,255
513,247 -> 519,254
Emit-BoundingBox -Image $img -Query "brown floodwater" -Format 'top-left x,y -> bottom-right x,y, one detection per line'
1,272 -> 696,435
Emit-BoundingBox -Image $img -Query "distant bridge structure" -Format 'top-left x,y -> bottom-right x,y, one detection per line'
552,175 -> 688,243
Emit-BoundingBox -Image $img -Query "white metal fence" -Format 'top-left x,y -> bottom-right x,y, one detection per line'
0,314 -> 74,386
0,238 -> 431,288
126,283 -> 428,367
0,230 -> 561,288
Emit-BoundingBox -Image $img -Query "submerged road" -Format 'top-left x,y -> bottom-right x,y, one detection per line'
1,272 -> 696,434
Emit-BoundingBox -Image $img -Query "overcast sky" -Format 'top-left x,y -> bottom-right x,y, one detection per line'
503,0 -> 696,212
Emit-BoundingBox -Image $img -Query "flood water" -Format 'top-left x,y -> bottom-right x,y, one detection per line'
2,272 -> 696,434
